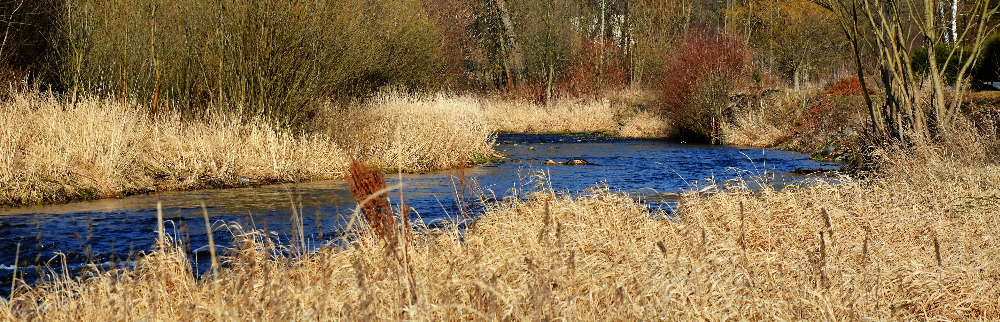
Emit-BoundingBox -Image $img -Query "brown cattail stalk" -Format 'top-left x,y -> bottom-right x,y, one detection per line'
347,158 -> 395,243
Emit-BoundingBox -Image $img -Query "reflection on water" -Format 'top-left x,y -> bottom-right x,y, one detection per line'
0,133 -> 839,294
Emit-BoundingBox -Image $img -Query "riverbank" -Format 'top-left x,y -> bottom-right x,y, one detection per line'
0,92 -> 346,206
0,91 -> 497,207
720,85 -> 1000,163
3,137 -> 998,319
0,90 -> 669,207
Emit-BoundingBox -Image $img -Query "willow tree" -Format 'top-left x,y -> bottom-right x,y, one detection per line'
815,0 -> 998,143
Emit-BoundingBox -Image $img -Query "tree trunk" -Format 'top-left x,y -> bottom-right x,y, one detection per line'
496,0 -> 524,86
546,61 -> 554,106
793,68 -> 800,91
599,0 -> 606,91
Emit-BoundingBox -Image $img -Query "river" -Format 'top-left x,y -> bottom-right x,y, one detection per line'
0,133 -> 839,294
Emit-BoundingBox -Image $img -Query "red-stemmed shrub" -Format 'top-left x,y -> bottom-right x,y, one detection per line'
661,29 -> 750,141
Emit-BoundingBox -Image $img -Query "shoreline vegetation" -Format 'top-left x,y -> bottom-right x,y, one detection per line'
3,86 -> 998,207
0,89 -> 674,207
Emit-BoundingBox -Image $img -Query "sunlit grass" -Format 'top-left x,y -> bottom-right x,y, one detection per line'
0,91 -> 346,206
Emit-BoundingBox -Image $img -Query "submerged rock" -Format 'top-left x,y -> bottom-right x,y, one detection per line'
564,159 -> 595,165
544,158 -> 596,165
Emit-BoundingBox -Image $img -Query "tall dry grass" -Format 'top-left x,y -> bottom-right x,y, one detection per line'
322,93 -> 498,172
722,91 -> 800,147
480,96 -> 623,134
5,88 -> 666,206
322,90 -> 670,172
0,91 -> 347,206
6,89 -> 575,206
4,132 -> 998,320
483,89 -> 671,137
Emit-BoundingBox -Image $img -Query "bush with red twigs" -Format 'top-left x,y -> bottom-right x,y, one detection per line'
660,29 -> 750,141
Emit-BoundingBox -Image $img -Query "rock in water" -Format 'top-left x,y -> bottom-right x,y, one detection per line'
564,159 -> 594,165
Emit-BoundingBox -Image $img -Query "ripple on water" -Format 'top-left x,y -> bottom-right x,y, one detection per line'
0,133 -> 841,294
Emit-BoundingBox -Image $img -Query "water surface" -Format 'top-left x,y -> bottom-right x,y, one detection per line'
0,133 -> 838,294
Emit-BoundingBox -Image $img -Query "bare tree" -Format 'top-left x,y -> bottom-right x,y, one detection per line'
816,0 -> 998,143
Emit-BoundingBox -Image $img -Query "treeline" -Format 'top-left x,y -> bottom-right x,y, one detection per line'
1,0 -> 997,136
0,0 -> 847,97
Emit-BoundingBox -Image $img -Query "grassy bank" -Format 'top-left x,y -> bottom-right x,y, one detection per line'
0,88 -> 664,207
0,91 -> 498,206
0,92 -> 346,206
480,90 -> 671,138
720,86 -> 1000,160
3,139 -> 998,319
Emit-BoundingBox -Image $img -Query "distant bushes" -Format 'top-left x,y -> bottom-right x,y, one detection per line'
975,35 -> 1000,82
0,0 -> 61,91
559,37 -> 631,98
911,35 -> 1000,85
660,30 -> 749,142
57,0 -> 442,127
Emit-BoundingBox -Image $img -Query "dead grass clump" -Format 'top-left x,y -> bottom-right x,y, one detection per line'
617,110 -> 673,138
0,91 -> 346,206
482,89 -> 669,137
722,92 -> 797,147
323,93 -> 497,172
481,96 -> 623,133
346,158 -> 395,242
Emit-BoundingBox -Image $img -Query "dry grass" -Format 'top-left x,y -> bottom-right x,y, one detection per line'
482,89 -> 670,137
0,89 -> 670,206
322,93 -> 498,172
722,91 -> 800,147
617,110 -> 673,138
481,97 -> 623,133
4,134 -> 999,320
0,91 -> 346,206
322,90 -> 669,172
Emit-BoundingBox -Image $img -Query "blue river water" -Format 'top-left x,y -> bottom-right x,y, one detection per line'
0,133 -> 839,295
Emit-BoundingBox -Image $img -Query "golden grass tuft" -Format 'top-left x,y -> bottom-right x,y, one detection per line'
722,91 -> 799,147
4,136 -> 999,320
0,91 -> 346,206
617,110 -> 673,138
323,93 -> 498,172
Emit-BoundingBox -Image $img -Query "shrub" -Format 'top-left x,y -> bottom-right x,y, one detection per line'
660,29 -> 749,141
912,44 -> 975,84
58,0 -> 443,127
975,34 -> 1000,82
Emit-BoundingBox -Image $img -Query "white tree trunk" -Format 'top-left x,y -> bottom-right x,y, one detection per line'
952,0 -> 958,43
